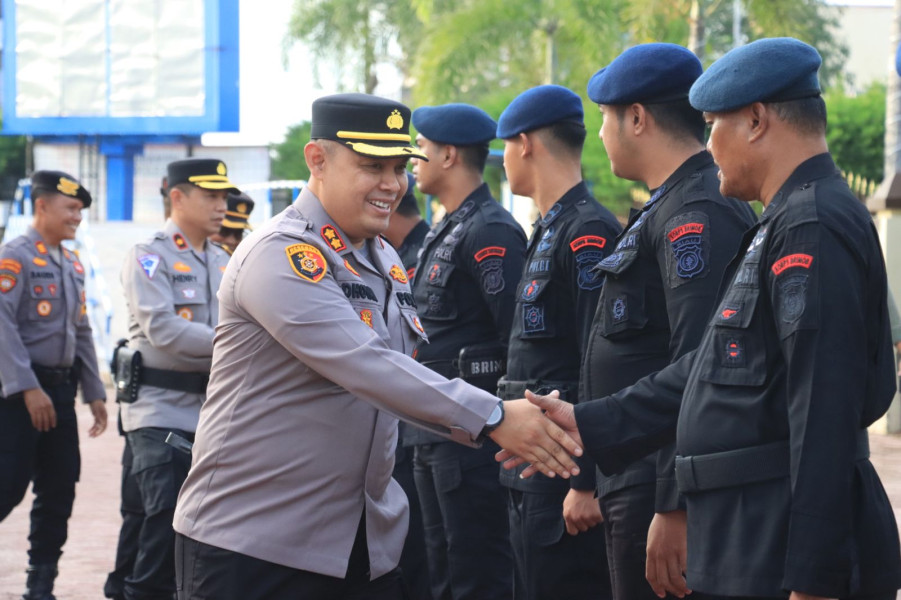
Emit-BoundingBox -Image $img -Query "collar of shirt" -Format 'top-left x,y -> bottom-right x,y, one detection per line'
760,152 -> 837,223
535,180 -> 591,229
162,219 -> 209,264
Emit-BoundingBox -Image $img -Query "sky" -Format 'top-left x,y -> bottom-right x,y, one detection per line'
204,0 -> 897,148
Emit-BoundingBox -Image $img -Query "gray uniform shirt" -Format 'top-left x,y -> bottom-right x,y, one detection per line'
120,220 -> 229,432
174,187 -> 498,579
0,227 -> 104,400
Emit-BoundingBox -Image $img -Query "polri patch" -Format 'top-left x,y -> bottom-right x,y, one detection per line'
138,254 -> 161,279
668,222 -> 706,279
321,225 -> 347,252
173,233 -> 188,250
778,274 -> 808,323
474,246 -> 507,262
570,236 -> 606,252
478,258 -> 505,295
390,265 -> 408,284
576,251 -> 605,291
0,273 -> 17,293
286,244 -> 328,283
771,253 -> 813,276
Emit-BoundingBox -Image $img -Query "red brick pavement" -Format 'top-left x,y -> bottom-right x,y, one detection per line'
3,402 -> 901,599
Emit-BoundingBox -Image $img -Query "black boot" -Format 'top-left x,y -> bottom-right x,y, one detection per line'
22,564 -> 57,600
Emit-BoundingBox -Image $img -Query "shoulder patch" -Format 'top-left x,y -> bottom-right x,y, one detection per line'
138,254 -> 161,279
0,258 -> 22,274
0,273 -> 17,293
389,265 -> 408,283
665,211 -> 710,285
771,253 -> 813,276
576,251 -> 605,291
173,233 -> 188,250
478,258 -> 505,295
286,243 -> 328,283
570,235 -> 607,252
474,246 -> 507,262
321,225 -> 347,252
173,261 -> 192,273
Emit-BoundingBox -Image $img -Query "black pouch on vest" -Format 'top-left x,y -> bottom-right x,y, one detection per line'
458,342 -> 507,392
114,347 -> 142,404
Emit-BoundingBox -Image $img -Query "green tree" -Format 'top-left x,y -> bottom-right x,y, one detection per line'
270,122 -> 312,181
824,82 -> 886,182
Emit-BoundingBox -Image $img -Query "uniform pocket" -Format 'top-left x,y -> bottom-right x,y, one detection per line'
517,277 -> 556,339
698,288 -> 767,387
416,262 -> 458,321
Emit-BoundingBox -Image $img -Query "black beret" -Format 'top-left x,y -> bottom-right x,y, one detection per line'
167,158 -> 238,192
689,37 -> 821,113
311,93 -> 427,160
31,170 -> 92,208
587,43 -> 702,105
412,103 -> 497,145
222,191 -> 255,230
497,85 -> 583,139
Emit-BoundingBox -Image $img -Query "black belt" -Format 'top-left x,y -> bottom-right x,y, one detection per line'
32,364 -> 75,387
496,378 -> 577,401
139,367 -> 208,395
675,430 -> 871,494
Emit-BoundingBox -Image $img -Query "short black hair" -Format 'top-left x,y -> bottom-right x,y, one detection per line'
540,120 -> 587,157
766,96 -> 827,136
457,144 -> 490,173
644,99 -> 706,144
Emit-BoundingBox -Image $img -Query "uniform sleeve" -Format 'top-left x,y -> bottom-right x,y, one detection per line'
75,305 -> 106,403
562,217 -> 621,489
767,223 -> 868,595
463,222 -> 527,343
121,245 -> 215,359
0,245 -> 39,396
234,239 -> 498,446
573,350 -> 694,476
652,202 -> 749,511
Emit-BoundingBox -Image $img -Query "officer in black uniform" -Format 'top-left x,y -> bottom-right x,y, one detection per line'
409,102 -> 525,600
578,44 -> 757,600
517,38 -> 901,600
383,172 -> 432,600
0,171 -> 108,600
496,85 -> 621,600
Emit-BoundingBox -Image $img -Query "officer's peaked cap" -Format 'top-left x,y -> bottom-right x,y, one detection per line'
167,158 -> 239,193
31,170 -> 92,209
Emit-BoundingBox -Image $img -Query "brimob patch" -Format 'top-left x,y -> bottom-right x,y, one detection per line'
668,223 -> 706,279
771,253 -> 813,276
360,309 -> 374,328
474,246 -> 507,262
523,304 -> 545,333
0,273 -> 17,293
286,244 -> 328,283
570,236 -> 607,252
321,225 -> 347,252
138,254 -> 161,279
576,251 -> 605,291
778,274 -> 808,323
389,265 -> 408,284
177,307 -> 194,321
36,300 -> 52,317
478,257 -> 505,295
173,233 -> 188,250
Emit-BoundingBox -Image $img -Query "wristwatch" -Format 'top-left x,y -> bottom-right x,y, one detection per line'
480,400 -> 505,439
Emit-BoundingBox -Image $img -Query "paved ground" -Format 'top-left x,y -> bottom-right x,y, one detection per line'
2,412 -> 901,598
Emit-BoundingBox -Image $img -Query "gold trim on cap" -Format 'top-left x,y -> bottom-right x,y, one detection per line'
337,131 -> 411,142
188,175 -> 231,182
344,141 -> 428,160
222,217 -> 252,230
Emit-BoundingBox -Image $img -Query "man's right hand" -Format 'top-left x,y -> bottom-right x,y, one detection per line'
646,510 -> 690,598
23,388 -> 56,432
563,488 -> 604,535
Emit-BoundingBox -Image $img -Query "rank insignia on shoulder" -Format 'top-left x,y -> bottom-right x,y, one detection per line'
177,307 -> 194,321
286,243 -> 328,283
360,309 -> 374,328
321,225 -> 347,252
138,254 -> 161,279
36,300 -> 52,317
412,315 -> 425,334
173,233 -> 188,250
33,257 -> 48,266
344,259 -> 360,276
390,265 -> 408,283
173,261 -> 192,273
771,253 -> 813,276
474,246 -> 507,262
406,266 -> 416,280
0,258 -> 22,274
570,235 -> 607,252
35,241 -> 48,255
0,273 -> 17,293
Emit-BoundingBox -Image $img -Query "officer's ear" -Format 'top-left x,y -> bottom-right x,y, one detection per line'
518,132 -> 533,158
443,144 -> 458,169
304,141 -> 328,176
747,102 -> 769,144
629,103 -> 647,136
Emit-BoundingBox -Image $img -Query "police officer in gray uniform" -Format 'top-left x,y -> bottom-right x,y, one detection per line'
0,170 -> 107,600
117,158 -> 235,600
172,93 -> 582,600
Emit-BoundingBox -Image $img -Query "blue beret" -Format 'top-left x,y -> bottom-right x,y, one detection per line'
896,42 -> 901,77
689,37 -> 821,113
412,103 -> 497,145
496,85 -> 583,139
587,43 -> 702,105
